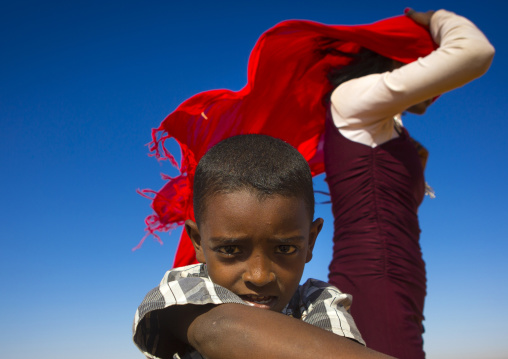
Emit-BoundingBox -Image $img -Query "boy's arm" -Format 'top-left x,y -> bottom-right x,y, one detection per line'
158,303 -> 395,359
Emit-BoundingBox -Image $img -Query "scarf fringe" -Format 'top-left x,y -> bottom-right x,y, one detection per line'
135,16 -> 436,255
134,131 -> 197,250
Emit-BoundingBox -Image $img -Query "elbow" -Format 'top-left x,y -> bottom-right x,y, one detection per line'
470,42 -> 495,78
188,304 -> 244,355
484,43 -> 496,68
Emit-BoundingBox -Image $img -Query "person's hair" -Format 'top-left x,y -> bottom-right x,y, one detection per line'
325,47 -> 394,101
193,134 -> 315,223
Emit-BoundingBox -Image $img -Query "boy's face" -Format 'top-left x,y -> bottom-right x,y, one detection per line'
186,189 -> 323,313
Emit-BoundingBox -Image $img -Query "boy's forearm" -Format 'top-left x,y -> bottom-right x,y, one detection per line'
187,303 -> 395,359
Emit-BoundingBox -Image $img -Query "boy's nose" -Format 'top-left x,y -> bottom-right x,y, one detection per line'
242,256 -> 276,287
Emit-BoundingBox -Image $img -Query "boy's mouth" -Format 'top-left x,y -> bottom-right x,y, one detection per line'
239,294 -> 277,309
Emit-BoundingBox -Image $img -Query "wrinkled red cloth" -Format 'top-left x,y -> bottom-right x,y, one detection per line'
137,15 -> 436,267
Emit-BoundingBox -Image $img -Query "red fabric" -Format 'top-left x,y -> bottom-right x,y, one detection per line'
137,15 -> 436,267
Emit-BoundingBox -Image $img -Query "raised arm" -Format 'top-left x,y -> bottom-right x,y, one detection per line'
331,9 -> 495,124
162,303 -> 395,359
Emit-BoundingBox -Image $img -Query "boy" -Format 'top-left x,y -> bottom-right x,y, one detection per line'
133,134 -> 394,359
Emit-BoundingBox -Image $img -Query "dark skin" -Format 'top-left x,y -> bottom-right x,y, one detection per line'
157,303 -> 395,359
150,10 -> 437,359
151,189 -> 395,359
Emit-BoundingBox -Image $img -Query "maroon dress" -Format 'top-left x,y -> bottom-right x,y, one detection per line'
325,111 -> 427,359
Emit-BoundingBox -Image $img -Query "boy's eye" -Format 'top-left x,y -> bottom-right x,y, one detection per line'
276,245 -> 297,254
217,245 -> 241,255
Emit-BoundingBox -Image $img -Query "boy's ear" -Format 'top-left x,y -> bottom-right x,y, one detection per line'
306,218 -> 324,263
185,219 -> 206,263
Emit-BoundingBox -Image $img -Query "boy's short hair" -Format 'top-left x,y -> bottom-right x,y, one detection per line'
193,134 -> 315,223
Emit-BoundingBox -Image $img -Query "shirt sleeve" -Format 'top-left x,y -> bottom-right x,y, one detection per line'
132,265 -> 245,359
294,278 -> 366,346
330,9 -> 495,146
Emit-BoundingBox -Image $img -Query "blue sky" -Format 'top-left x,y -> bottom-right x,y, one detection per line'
1,0 -> 507,358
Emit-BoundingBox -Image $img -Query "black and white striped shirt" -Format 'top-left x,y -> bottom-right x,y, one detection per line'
133,264 -> 364,359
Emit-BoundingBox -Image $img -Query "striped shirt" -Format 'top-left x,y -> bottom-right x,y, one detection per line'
133,264 -> 364,359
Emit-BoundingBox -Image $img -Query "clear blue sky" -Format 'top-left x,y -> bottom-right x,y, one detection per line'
1,1 -> 506,358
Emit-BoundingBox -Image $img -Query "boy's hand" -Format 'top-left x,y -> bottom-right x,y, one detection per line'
404,8 -> 435,28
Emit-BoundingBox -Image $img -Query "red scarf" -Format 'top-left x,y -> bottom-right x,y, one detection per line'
136,15 -> 436,267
